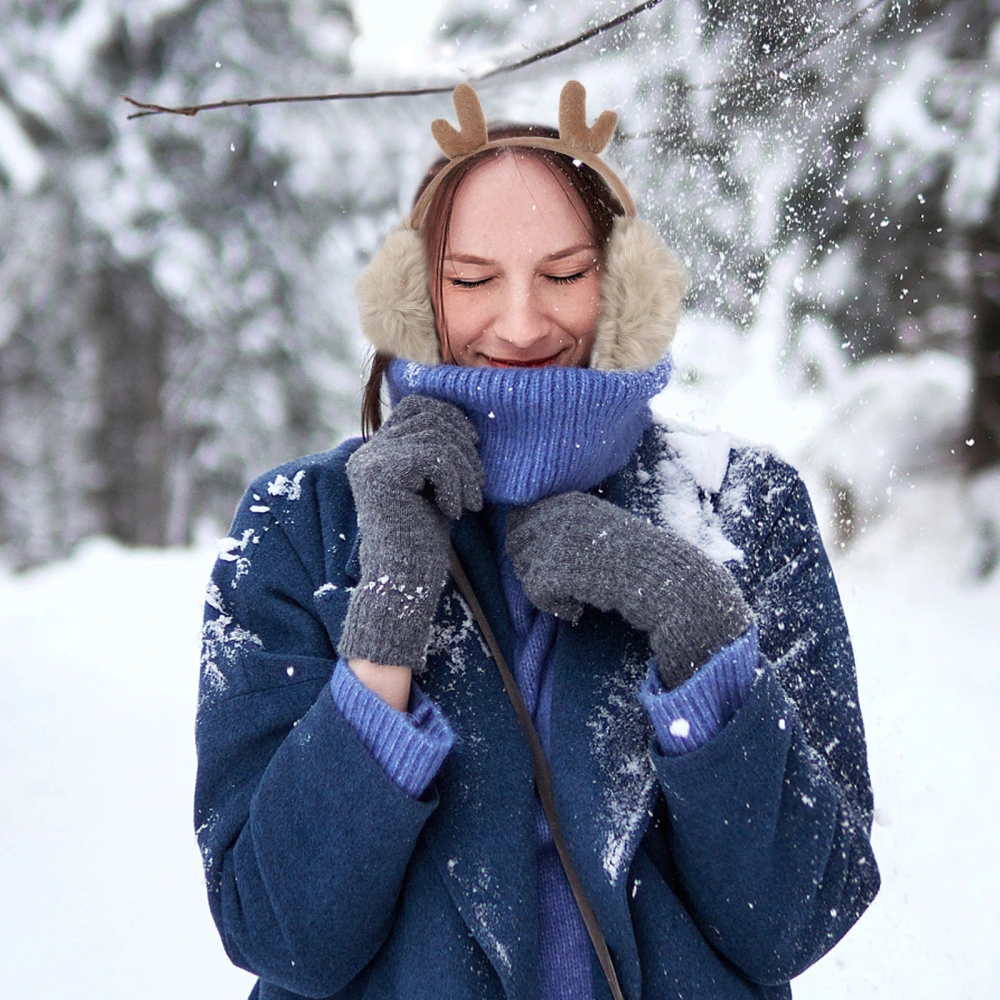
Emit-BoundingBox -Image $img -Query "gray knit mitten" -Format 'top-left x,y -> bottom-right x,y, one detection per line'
338,395 -> 484,672
506,492 -> 752,689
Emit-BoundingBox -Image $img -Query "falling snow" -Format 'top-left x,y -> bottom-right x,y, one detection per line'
1,1 -> 999,997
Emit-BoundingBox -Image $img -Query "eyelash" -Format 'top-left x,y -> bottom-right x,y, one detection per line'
450,277 -> 491,288
449,271 -> 588,289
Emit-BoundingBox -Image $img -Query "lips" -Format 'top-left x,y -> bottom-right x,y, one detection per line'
484,351 -> 563,369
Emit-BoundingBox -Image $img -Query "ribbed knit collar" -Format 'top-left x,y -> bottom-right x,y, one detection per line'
386,356 -> 672,505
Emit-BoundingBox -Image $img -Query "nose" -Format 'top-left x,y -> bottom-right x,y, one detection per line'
489,284 -> 549,351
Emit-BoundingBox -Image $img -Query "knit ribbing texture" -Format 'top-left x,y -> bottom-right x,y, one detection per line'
639,625 -> 760,756
386,356 -> 672,505
329,658 -> 455,797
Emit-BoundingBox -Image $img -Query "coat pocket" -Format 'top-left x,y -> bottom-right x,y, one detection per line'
239,649 -> 336,693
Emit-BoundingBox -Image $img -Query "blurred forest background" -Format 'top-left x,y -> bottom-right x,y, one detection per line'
1,0 -> 998,572
3,3 -> 1000,995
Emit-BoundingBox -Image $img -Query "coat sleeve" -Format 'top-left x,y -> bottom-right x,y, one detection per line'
648,453 -> 880,986
329,655 -> 455,797
194,453 -> 440,998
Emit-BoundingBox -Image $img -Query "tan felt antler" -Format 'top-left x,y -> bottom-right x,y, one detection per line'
431,83 -> 489,159
558,80 -> 617,154
410,80 -> 635,227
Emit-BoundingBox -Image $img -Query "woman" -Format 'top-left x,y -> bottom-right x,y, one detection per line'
195,82 -> 880,1000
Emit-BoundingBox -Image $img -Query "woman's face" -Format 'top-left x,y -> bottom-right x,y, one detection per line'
438,153 -> 602,368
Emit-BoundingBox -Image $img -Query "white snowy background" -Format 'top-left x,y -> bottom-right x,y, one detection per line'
3,311 -> 998,1000
1,0 -> 999,996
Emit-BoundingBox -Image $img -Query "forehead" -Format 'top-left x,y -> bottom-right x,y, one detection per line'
446,153 -> 594,256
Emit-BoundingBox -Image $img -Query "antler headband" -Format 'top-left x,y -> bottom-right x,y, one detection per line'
409,80 -> 637,228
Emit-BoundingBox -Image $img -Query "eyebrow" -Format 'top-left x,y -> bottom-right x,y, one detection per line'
444,244 -> 599,266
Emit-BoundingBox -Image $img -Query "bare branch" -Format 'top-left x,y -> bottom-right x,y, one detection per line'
122,85 -> 455,119
475,0 -> 664,81
121,0 -> 894,122
122,0 -> 665,119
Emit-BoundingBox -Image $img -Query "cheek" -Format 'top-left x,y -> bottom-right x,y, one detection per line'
439,287 -> 491,354
553,278 -> 602,336
567,279 -> 602,361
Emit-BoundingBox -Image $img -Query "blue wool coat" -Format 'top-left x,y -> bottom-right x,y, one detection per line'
195,421 -> 880,1000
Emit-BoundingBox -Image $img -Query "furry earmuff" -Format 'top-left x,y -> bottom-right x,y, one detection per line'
354,216 -> 688,371
354,223 -> 439,367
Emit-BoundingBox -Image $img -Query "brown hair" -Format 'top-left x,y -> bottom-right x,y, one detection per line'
360,123 -> 625,437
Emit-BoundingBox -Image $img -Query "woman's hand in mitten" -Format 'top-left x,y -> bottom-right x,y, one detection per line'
505,492 -> 752,690
338,394 -> 484,673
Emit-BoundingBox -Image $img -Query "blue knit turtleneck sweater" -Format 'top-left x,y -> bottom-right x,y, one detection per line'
330,357 -> 759,999
385,356 -> 672,505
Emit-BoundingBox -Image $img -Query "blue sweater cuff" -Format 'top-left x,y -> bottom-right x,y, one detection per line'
329,658 -> 455,798
638,625 -> 760,757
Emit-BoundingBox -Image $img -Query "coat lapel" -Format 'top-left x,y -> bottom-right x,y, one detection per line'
546,611 -> 657,1000
416,432 -> 676,1000
419,510 -> 540,1000
541,431 -> 665,1000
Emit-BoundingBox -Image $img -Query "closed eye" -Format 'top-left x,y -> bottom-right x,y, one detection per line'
450,277 -> 492,288
547,271 -> 587,285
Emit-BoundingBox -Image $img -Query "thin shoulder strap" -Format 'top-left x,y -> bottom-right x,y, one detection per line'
448,546 -> 626,1000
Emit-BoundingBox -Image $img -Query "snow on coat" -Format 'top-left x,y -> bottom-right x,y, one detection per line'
194,419 -> 880,1000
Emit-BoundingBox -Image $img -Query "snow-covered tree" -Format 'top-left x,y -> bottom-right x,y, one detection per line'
0,0 -> 423,565
3,0 -> 998,574
431,0 -> 999,569
797,0 -> 1000,569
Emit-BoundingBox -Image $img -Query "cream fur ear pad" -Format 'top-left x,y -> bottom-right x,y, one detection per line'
354,80 -> 688,370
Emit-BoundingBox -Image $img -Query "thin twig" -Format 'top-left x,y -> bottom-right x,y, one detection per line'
122,85 -> 456,119
122,0 -> 893,121
122,0 -> 664,119
475,0 -> 664,80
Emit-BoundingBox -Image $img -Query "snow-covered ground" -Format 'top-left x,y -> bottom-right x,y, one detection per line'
1,453 -> 997,997
794,474 -> 1000,998
0,540 -> 254,997
1,304 -> 997,998
3,302 -> 999,995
